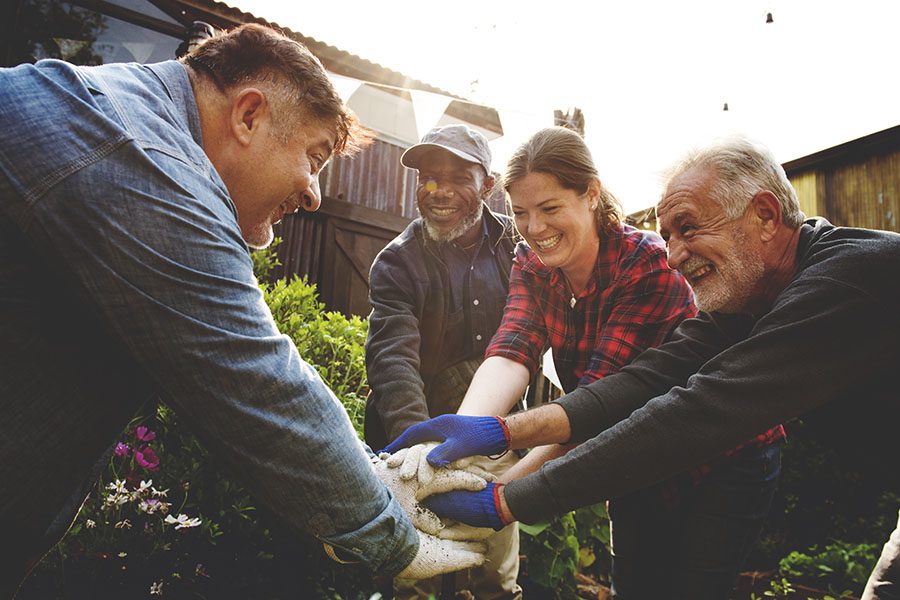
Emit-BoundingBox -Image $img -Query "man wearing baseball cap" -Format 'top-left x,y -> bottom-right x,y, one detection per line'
365,124 -> 523,598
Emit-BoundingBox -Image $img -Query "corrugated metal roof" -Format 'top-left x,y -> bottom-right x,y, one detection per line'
150,0 -> 501,133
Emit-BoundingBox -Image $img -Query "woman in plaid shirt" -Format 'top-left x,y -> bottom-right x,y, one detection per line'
455,127 -> 784,599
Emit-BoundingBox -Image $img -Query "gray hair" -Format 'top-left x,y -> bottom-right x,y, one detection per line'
666,137 -> 805,228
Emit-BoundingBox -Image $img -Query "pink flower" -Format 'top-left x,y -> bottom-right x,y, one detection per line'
114,442 -> 130,457
134,426 -> 156,442
135,446 -> 160,471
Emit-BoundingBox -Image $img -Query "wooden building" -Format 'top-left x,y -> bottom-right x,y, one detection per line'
784,125 -> 900,233
625,125 -> 900,235
2,0 -> 507,316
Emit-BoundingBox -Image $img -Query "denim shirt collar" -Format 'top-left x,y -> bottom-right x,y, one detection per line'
146,61 -> 203,148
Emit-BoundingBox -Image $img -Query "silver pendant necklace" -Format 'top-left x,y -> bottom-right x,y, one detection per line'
561,271 -> 577,308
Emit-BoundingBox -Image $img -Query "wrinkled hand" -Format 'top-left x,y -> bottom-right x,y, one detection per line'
396,530 -> 487,580
421,483 -> 507,530
371,453 -> 487,536
381,415 -> 510,467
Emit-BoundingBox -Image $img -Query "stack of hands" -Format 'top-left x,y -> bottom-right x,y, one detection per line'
372,415 -> 513,580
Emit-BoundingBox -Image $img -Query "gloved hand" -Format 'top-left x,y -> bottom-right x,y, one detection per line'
396,530 -> 487,580
436,520 -> 497,542
381,414 -> 510,467
371,452 -> 486,536
421,482 -> 509,531
383,443 -> 495,501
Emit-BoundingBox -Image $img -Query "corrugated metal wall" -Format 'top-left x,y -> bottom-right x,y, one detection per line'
320,139 -> 417,218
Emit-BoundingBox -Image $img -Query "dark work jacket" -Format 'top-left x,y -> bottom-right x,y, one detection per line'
364,205 -> 518,449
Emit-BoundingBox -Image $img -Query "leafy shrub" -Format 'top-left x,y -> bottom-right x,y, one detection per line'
777,541 -> 879,596
518,503 -> 611,599
262,276 -> 369,437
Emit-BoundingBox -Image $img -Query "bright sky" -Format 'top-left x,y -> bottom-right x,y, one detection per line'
232,0 -> 900,214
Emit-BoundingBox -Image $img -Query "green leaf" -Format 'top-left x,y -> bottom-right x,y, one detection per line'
519,521 -> 551,536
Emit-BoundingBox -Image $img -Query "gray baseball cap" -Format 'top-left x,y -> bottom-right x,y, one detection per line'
400,124 -> 492,175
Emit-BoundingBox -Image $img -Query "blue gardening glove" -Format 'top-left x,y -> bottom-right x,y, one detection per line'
421,482 -> 508,531
381,414 -> 510,467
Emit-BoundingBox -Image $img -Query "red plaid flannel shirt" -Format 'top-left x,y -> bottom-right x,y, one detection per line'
487,224 -> 785,498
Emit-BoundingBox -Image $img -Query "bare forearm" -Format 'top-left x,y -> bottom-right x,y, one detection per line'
497,443 -> 571,484
506,402 -> 571,450
457,356 -> 530,416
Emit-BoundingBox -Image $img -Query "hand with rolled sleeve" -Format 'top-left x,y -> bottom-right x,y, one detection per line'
371,453 -> 491,579
381,414 -> 511,467
395,528 -> 488,580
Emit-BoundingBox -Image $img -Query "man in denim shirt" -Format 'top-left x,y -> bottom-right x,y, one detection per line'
0,24 -> 485,596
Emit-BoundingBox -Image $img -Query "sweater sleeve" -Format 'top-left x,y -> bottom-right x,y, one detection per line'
559,312 -> 753,443
507,275 -> 898,523
365,247 -> 431,441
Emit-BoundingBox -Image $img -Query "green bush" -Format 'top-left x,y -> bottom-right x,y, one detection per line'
262,276 -> 369,437
777,541 -> 879,596
518,503 -> 611,599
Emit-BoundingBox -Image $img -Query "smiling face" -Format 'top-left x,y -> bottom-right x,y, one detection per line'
508,171 -> 600,279
231,117 -> 335,249
415,150 -> 488,243
657,166 -> 766,313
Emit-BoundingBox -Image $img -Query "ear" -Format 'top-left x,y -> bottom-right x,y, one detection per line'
587,178 -> 602,210
481,174 -> 496,198
229,88 -> 267,146
750,190 -> 781,242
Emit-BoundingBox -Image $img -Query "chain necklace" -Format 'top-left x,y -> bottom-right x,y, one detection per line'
561,270 -> 578,309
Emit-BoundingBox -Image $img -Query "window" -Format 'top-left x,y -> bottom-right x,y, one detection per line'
3,0 -> 182,67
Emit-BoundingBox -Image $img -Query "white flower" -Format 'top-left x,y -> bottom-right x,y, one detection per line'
114,519 -> 132,529
117,552 -> 127,558
149,580 -> 164,595
151,487 -> 169,499
104,492 -> 129,508
106,479 -> 128,494
164,513 -> 201,530
85,519 -> 96,529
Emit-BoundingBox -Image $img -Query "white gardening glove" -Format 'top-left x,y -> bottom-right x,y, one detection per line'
371,452 -> 486,536
396,530 -> 487,580
435,520 -> 496,542
384,443 -> 495,502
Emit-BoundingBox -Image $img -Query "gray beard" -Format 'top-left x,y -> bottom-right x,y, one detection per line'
687,228 -> 765,314
423,202 -> 484,244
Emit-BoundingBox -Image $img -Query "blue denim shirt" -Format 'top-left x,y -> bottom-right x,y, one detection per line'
0,59 -> 416,576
